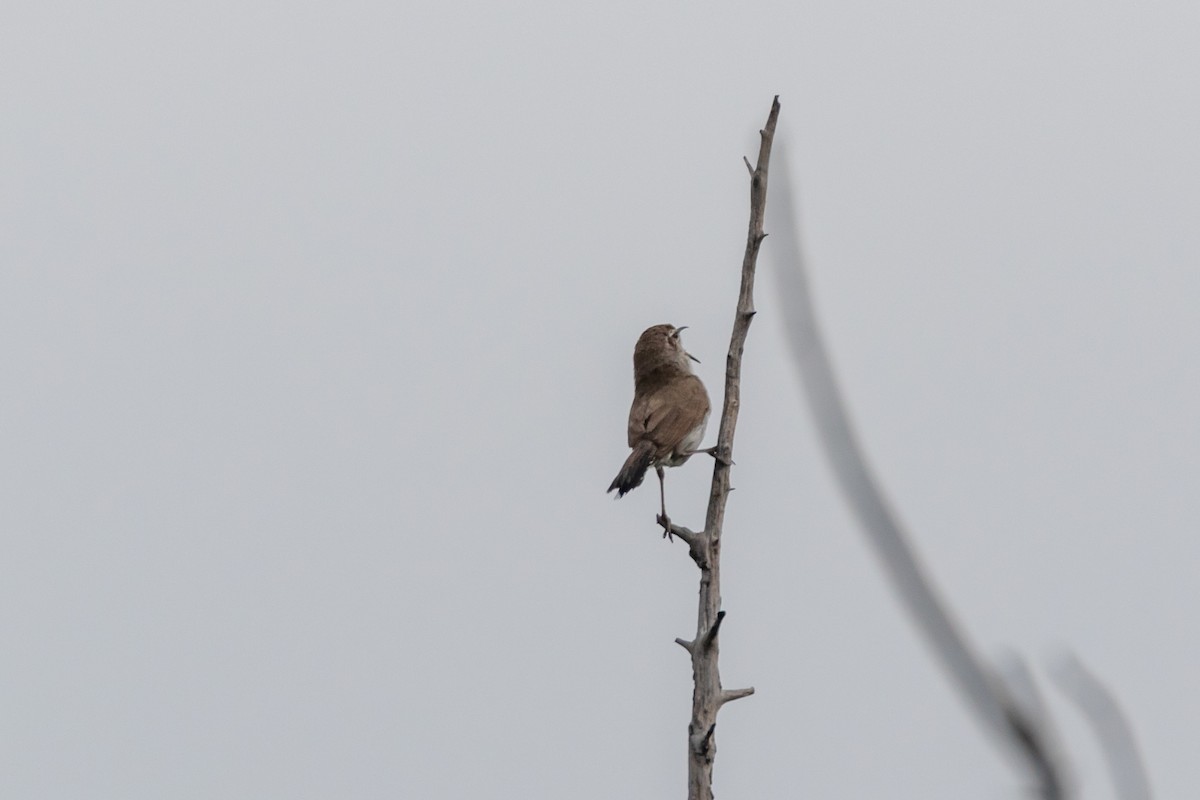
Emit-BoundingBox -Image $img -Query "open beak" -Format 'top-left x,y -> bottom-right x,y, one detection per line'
674,327 -> 698,362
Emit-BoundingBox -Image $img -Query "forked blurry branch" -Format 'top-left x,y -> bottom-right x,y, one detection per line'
1050,652 -> 1153,800
768,148 -> 1069,800
661,95 -> 779,800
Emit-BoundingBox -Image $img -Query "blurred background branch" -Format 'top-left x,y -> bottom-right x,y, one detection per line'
767,145 -> 1069,799
1050,652 -> 1154,800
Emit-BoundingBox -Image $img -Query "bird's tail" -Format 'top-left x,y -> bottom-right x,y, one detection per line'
608,440 -> 656,497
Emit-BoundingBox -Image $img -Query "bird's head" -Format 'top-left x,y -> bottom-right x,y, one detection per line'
633,323 -> 700,379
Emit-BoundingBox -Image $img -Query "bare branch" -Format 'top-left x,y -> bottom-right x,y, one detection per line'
675,637 -> 696,653
683,95 -> 778,800
703,94 -> 779,544
768,145 -> 1069,799
1049,653 -> 1153,800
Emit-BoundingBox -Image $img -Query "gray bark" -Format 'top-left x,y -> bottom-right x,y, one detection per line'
661,95 -> 779,800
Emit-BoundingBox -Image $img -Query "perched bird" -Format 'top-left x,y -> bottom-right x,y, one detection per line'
608,324 -> 711,526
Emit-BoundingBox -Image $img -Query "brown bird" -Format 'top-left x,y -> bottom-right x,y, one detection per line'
608,324 -> 711,526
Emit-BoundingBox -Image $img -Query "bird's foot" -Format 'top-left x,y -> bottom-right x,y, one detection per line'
656,513 -> 674,541
701,446 -> 734,467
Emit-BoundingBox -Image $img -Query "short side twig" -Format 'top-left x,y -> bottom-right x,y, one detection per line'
719,687 -> 755,706
657,518 -> 708,568
657,517 -> 700,547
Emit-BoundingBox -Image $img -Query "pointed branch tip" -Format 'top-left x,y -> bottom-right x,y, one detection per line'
675,637 -> 695,653
720,687 -> 756,706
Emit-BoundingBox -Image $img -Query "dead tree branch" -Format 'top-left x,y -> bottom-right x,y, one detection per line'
680,95 -> 779,800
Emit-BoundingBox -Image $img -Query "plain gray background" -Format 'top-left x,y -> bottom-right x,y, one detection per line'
2,2 -> 1197,797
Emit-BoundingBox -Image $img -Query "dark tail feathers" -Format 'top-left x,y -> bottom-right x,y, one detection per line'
608,440 -> 656,497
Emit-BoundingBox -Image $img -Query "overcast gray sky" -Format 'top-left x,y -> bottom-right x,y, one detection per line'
3,2 -> 1198,798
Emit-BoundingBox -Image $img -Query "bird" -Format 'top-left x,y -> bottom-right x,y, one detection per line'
608,324 -> 711,528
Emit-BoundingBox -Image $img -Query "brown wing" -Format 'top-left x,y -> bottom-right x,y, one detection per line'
626,374 -> 710,457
